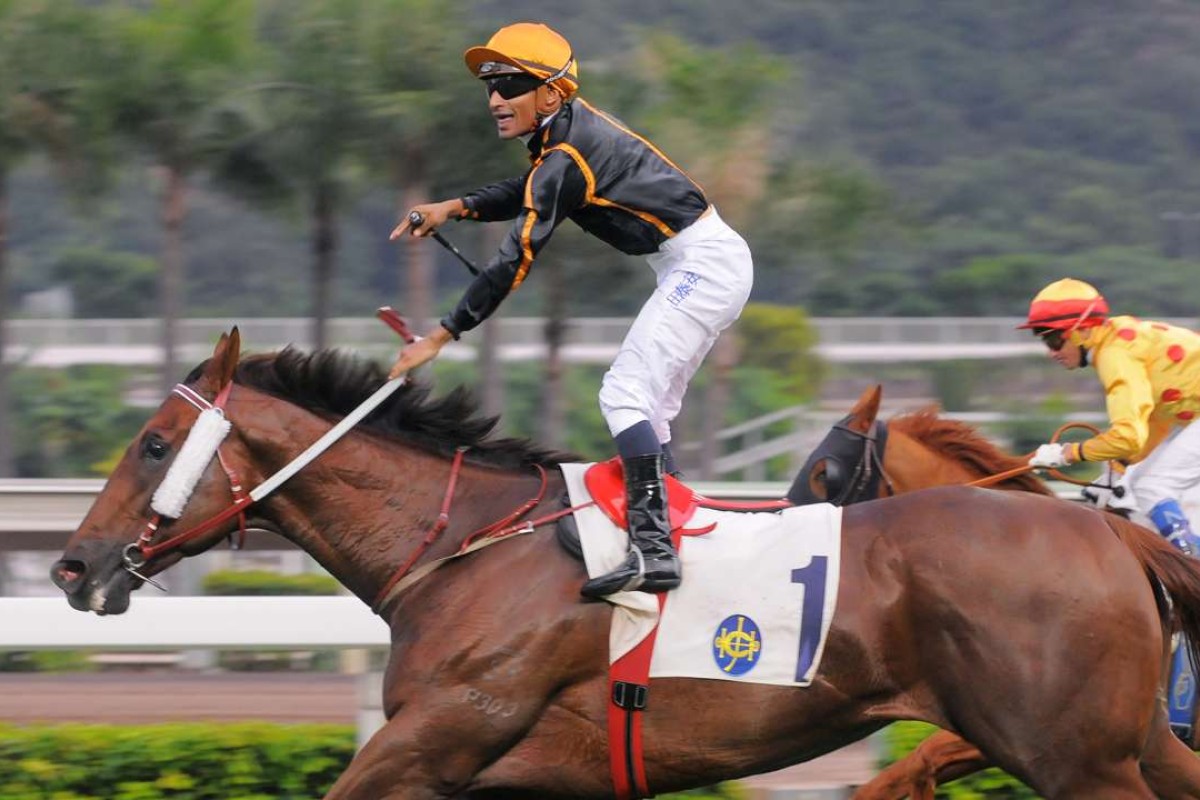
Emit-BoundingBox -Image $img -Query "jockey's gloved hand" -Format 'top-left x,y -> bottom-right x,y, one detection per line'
1028,443 -> 1072,469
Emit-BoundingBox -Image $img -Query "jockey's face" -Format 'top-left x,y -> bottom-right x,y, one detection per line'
486,79 -> 562,140
1048,339 -> 1085,370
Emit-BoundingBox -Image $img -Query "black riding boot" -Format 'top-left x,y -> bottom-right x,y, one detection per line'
580,453 -> 682,599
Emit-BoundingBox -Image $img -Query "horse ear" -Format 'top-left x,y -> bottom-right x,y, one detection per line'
847,384 -> 883,433
202,328 -> 241,390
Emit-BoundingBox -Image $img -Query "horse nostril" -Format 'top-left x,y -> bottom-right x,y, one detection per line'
51,559 -> 88,590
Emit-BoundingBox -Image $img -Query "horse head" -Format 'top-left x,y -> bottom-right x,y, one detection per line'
787,384 -> 888,506
49,329 -> 572,616
792,384 -> 1054,506
51,329 -> 252,614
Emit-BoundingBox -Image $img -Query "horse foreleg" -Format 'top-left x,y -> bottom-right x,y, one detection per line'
322,715 -> 456,800
322,695 -> 550,800
851,730 -> 989,800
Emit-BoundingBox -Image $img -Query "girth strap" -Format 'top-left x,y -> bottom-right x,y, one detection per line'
608,591 -> 665,800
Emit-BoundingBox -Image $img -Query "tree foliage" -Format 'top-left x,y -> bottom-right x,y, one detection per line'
10,365 -> 145,477
4,1 -> 1200,477
10,1 -> 1200,320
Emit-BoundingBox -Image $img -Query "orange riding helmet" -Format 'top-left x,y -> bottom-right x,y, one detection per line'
464,22 -> 579,100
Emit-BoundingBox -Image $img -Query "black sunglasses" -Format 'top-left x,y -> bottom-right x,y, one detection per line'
484,74 -> 544,100
1034,328 -> 1066,351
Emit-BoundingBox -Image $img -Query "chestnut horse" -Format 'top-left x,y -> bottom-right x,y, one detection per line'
796,385 -> 1200,800
49,333 -> 1200,798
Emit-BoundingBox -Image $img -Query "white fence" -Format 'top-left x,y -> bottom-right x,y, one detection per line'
0,596 -> 391,749
0,596 -> 387,650
12,316 -> 1195,367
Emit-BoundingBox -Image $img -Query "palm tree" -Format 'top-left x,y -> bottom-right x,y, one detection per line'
97,0 -> 254,392
210,0 -> 379,351
0,1 -> 106,476
358,0 -> 470,332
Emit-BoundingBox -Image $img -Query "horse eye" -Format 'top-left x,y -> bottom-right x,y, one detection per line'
809,464 -> 828,499
141,435 -> 170,462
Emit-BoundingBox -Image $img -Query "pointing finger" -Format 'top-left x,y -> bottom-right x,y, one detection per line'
389,219 -> 411,241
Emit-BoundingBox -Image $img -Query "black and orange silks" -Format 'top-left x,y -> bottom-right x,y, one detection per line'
441,99 -> 709,338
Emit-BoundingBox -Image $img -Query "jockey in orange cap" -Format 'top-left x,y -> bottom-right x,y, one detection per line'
1020,277 -> 1200,740
386,22 -> 754,599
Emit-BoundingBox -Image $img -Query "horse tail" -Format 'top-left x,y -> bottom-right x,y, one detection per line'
1106,513 -> 1200,664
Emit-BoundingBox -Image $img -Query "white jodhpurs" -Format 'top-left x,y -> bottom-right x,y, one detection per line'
599,207 -> 753,444
1124,422 -> 1200,512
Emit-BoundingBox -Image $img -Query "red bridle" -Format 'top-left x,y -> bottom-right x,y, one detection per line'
122,381 -> 251,580
120,307 -> 582,612
121,378 -> 576,616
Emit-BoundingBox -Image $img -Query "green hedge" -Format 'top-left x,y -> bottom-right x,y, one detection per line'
885,723 -> 1039,799
0,723 -> 355,799
200,570 -> 340,596
0,722 -> 740,800
0,650 -> 94,673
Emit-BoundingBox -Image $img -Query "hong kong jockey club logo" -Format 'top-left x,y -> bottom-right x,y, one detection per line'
712,614 -> 762,676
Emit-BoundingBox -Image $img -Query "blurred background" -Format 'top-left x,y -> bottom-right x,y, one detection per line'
1,0 -> 1198,482
1,1 -> 1199,797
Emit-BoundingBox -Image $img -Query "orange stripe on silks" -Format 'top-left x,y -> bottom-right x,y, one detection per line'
591,196 -> 677,238
542,143 -> 674,237
545,143 -> 596,201
579,98 -> 706,195
511,209 -> 537,290
517,142 -> 674,279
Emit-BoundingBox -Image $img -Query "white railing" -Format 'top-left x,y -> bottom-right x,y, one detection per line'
0,596 -> 386,650
0,596 -> 389,747
12,316 -> 1195,345
8,316 -> 1195,367
685,406 -> 1112,480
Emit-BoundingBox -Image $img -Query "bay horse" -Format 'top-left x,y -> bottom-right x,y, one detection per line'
796,384 -> 1200,799
48,332 -> 1200,799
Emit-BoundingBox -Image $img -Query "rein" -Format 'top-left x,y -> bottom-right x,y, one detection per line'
371,482 -> 595,614
965,422 -> 1108,489
369,453 -> 584,613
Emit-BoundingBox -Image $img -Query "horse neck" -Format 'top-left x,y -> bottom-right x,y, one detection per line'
884,428 -> 987,492
233,395 -> 553,609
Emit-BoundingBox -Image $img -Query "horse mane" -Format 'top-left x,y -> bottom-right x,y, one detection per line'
186,348 -> 576,468
889,407 -> 1053,496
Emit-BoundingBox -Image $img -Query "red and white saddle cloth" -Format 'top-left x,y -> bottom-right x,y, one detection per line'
561,462 -> 843,687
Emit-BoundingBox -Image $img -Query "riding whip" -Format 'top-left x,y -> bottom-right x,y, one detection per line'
408,211 -> 481,276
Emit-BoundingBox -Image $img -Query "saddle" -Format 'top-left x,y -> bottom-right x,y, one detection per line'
556,458 -> 793,559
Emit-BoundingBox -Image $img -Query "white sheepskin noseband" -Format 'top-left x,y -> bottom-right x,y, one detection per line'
150,408 -> 232,519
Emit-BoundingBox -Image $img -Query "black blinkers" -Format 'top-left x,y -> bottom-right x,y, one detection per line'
787,415 -> 890,507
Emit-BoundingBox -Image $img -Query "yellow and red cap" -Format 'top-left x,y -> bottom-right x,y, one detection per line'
1018,278 -> 1109,331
